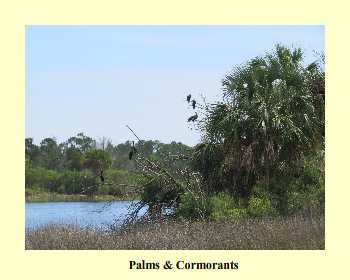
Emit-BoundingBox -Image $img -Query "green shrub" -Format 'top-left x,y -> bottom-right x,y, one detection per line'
57,184 -> 66,194
25,167 -> 61,192
286,184 -> 324,215
283,153 -> 324,215
58,170 -> 97,194
178,192 -> 249,220
177,191 -> 210,219
247,196 -> 277,217
98,184 -> 110,195
209,192 -> 247,220
141,178 -> 163,203
314,184 -> 325,209
25,186 -> 42,196
300,153 -> 324,187
177,192 -> 248,220
83,149 -> 112,172
251,182 -> 269,198
209,192 -> 234,214
105,169 -> 137,185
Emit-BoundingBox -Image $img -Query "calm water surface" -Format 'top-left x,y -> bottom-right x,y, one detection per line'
25,201 -> 146,230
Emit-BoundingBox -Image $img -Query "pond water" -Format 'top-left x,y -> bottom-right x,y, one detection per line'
25,201 -> 147,231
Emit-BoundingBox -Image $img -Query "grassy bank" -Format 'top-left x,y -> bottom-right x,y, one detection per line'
25,214 -> 324,250
25,191 -> 139,202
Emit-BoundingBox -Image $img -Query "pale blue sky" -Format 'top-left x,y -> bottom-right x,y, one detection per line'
26,26 -> 324,146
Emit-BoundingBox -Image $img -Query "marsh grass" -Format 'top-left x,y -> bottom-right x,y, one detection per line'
25,214 -> 324,250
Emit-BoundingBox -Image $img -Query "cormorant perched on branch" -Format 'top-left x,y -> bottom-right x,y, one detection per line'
129,141 -> 138,160
187,112 -> 198,122
186,94 -> 191,103
191,99 -> 196,109
99,169 -> 104,183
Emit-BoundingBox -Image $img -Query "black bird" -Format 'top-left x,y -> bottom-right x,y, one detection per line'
191,99 -> 196,109
128,149 -> 134,160
129,141 -> 137,160
187,112 -> 198,122
186,94 -> 191,103
99,170 -> 105,183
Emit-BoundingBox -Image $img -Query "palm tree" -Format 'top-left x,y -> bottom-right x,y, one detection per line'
194,45 -> 325,204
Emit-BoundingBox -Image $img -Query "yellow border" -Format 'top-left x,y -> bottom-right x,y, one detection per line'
1,0 -> 348,279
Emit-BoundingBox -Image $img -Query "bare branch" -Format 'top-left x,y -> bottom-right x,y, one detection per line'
126,125 -> 142,142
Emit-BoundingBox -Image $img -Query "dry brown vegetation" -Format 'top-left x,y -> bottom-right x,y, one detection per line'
25,214 -> 324,250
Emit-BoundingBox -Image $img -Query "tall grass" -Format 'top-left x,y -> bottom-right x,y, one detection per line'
25,214 -> 324,250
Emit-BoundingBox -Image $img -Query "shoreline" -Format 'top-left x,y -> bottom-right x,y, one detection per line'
25,192 -> 139,202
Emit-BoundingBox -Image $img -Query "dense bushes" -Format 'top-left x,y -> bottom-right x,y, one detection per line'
177,151 -> 324,220
177,192 -> 211,219
177,183 -> 323,220
177,192 -> 273,220
25,167 -> 97,194
247,196 -> 277,217
57,170 -> 97,194
25,165 -> 144,198
25,167 -> 61,192
209,193 -> 248,220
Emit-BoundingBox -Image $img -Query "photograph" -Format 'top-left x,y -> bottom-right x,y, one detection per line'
25,25 -> 325,250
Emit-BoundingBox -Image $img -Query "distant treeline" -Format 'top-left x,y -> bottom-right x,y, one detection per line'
25,134 -> 192,198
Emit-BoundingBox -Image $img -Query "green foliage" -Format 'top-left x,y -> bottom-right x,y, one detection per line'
25,166 -> 61,192
25,164 -> 145,199
64,148 -> 85,171
84,149 -> 112,172
246,150 -> 325,216
177,192 -> 210,219
141,178 -> 180,210
284,184 -> 324,216
25,138 -> 40,164
209,193 -> 248,220
102,169 -> 145,196
39,138 -> 62,170
177,192 -> 249,220
247,196 -> 277,217
209,192 -> 235,213
26,166 -> 98,195
285,175 -> 324,215
66,132 -> 96,152
178,144 -> 324,219
141,179 -> 162,202
191,143 -> 225,193
25,134 -> 193,176
105,169 -> 131,184
58,170 -> 97,195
